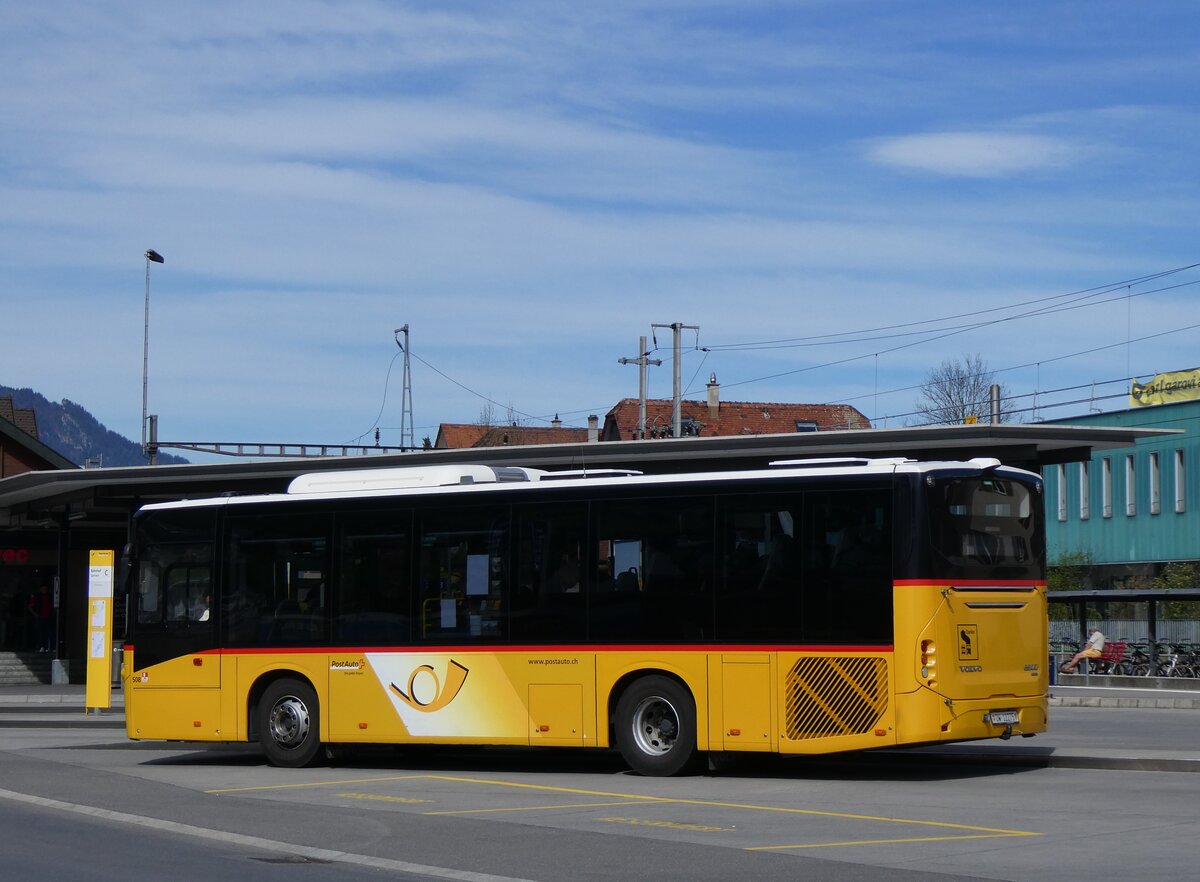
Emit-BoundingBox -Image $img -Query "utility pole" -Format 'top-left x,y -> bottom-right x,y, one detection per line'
651,322 -> 699,438
618,335 -> 661,439
394,325 -> 414,450
141,248 -> 164,459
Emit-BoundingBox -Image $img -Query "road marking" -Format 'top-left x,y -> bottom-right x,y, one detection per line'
427,799 -> 661,816
337,792 -> 431,804
205,773 -> 1039,842
207,773 -> 429,794
748,833 -> 1037,851
0,787 -> 538,882
600,817 -> 734,833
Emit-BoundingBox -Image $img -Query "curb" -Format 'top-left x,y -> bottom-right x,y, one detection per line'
908,750 -> 1200,774
1050,695 -> 1200,710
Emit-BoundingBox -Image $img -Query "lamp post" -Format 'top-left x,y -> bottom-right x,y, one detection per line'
142,249 -> 164,459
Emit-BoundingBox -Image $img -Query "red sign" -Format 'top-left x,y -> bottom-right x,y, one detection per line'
1,548 -> 31,564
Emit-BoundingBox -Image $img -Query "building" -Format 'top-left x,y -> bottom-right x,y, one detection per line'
1,396 -> 75,478
1042,395 -> 1200,587
601,375 -> 871,441
435,417 -> 594,449
1,398 -> 77,663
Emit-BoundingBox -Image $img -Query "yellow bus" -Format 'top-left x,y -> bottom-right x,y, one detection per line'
122,457 -> 1047,775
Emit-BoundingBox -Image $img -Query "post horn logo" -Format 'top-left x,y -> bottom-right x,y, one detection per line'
390,660 -> 469,712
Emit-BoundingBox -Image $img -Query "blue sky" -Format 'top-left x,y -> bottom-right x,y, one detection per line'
3,1 -> 1198,457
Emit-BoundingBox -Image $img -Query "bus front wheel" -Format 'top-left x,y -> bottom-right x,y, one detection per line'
258,678 -> 322,768
615,676 -> 700,776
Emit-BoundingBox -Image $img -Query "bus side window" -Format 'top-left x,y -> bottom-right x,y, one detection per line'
417,505 -> 508,643
511,502 -> 587,642
592,496 -> 713,642
336,510 -> 413,645
716,494 -> 803,643
224,514 -> 331,647
137,547 -> 211,627
802,489 -> 892,643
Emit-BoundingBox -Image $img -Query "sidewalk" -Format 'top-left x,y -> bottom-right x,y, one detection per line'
0,684 -> 124,728
1050,684 -> 1200,710
0,684 -> 122,706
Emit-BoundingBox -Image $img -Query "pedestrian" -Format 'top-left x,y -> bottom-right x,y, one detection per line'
1060,628 -> 1105,673
29,583 -> 53,652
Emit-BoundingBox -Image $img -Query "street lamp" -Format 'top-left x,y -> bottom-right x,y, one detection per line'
142,249 -> 164,459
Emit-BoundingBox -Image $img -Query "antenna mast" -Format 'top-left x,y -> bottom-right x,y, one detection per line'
395,325 -> 415,450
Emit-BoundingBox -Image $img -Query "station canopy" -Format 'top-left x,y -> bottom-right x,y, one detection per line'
0,422 -> 1176,534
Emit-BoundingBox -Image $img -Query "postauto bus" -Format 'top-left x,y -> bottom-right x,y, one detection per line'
121,456 -> 1046,775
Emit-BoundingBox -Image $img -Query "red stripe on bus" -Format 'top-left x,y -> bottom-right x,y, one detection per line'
181,643 -> 894,656
893,579 -> 1046,587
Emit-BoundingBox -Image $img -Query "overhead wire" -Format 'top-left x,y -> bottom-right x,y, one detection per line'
346,347 -> 403,445
358,263 -> 1198,432
706,263 -> 1198,352
706,276 -> 1200,395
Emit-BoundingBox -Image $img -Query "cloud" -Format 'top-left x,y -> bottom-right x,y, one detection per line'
866,132 -> 1079,178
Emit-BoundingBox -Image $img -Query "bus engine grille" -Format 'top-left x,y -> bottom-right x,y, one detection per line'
783,656 -> 889,740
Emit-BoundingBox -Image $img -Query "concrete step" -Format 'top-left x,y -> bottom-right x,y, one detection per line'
0,652 -> 52,685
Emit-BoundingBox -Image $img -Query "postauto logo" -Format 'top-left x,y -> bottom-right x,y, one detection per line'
390,660 -> 469,713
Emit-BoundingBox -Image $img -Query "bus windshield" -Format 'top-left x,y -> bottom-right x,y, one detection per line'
927,474 -> 1043,580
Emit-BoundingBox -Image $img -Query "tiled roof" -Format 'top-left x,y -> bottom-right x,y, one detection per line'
435,423 -> 589,449
0,397 -> 38,440
601,398 -> 871,440
0,396 -> 74,473
435,424 -> 491,449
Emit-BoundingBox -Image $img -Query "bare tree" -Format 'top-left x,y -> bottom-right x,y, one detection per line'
915,354 -> 1011,425
478,401 -> 524,427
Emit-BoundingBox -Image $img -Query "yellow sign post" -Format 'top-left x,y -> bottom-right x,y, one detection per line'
85,549 -> 115,712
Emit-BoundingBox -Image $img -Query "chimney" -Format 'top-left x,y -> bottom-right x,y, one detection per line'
706,372 -> 720,419
551,413 -> 562,429
587,414 -> 599,443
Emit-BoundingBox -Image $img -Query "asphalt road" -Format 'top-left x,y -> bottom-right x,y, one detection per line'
1,703 -> 1198,882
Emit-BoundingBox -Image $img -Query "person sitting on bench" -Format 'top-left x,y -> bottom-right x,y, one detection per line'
1060,628 -> 1105,673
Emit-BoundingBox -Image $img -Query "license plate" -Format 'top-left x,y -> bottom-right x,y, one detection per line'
987,710 -> 1019,725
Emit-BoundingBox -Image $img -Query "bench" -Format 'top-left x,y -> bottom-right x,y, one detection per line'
1076,640 -> 1127,674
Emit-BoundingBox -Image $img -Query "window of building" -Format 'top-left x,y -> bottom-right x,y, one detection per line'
1102,457 -> 1113,518
1055,464 -> 1067,522
1175,448 -> 1187,513
1079,461 -> 1090,520
1125,454 -> 1136,517
1149,451 -> 1161,515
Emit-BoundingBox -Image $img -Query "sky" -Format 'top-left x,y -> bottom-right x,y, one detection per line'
2,1 -> 1199,461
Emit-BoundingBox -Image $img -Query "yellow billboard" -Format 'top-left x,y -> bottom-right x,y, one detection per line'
1130,369 -> 1200,407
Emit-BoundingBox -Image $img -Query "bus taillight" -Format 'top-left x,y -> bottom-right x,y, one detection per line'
921,639 -> 937,684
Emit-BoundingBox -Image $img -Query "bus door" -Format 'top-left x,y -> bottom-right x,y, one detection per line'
128,541 -> 221,739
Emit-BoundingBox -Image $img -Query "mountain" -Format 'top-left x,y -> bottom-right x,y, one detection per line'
0,385 -> 189,467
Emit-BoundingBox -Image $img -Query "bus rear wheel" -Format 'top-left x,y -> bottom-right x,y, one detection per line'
615,676 -> 700,776
259,678 -> 322,768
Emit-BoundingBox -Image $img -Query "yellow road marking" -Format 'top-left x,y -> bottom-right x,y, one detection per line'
338,792 -> 431,804
600,817 -> 733,833
207,774 -> 429,794
749,833 -> 1036,851
207,773 -> 1038,840
426,799 -> 661,816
